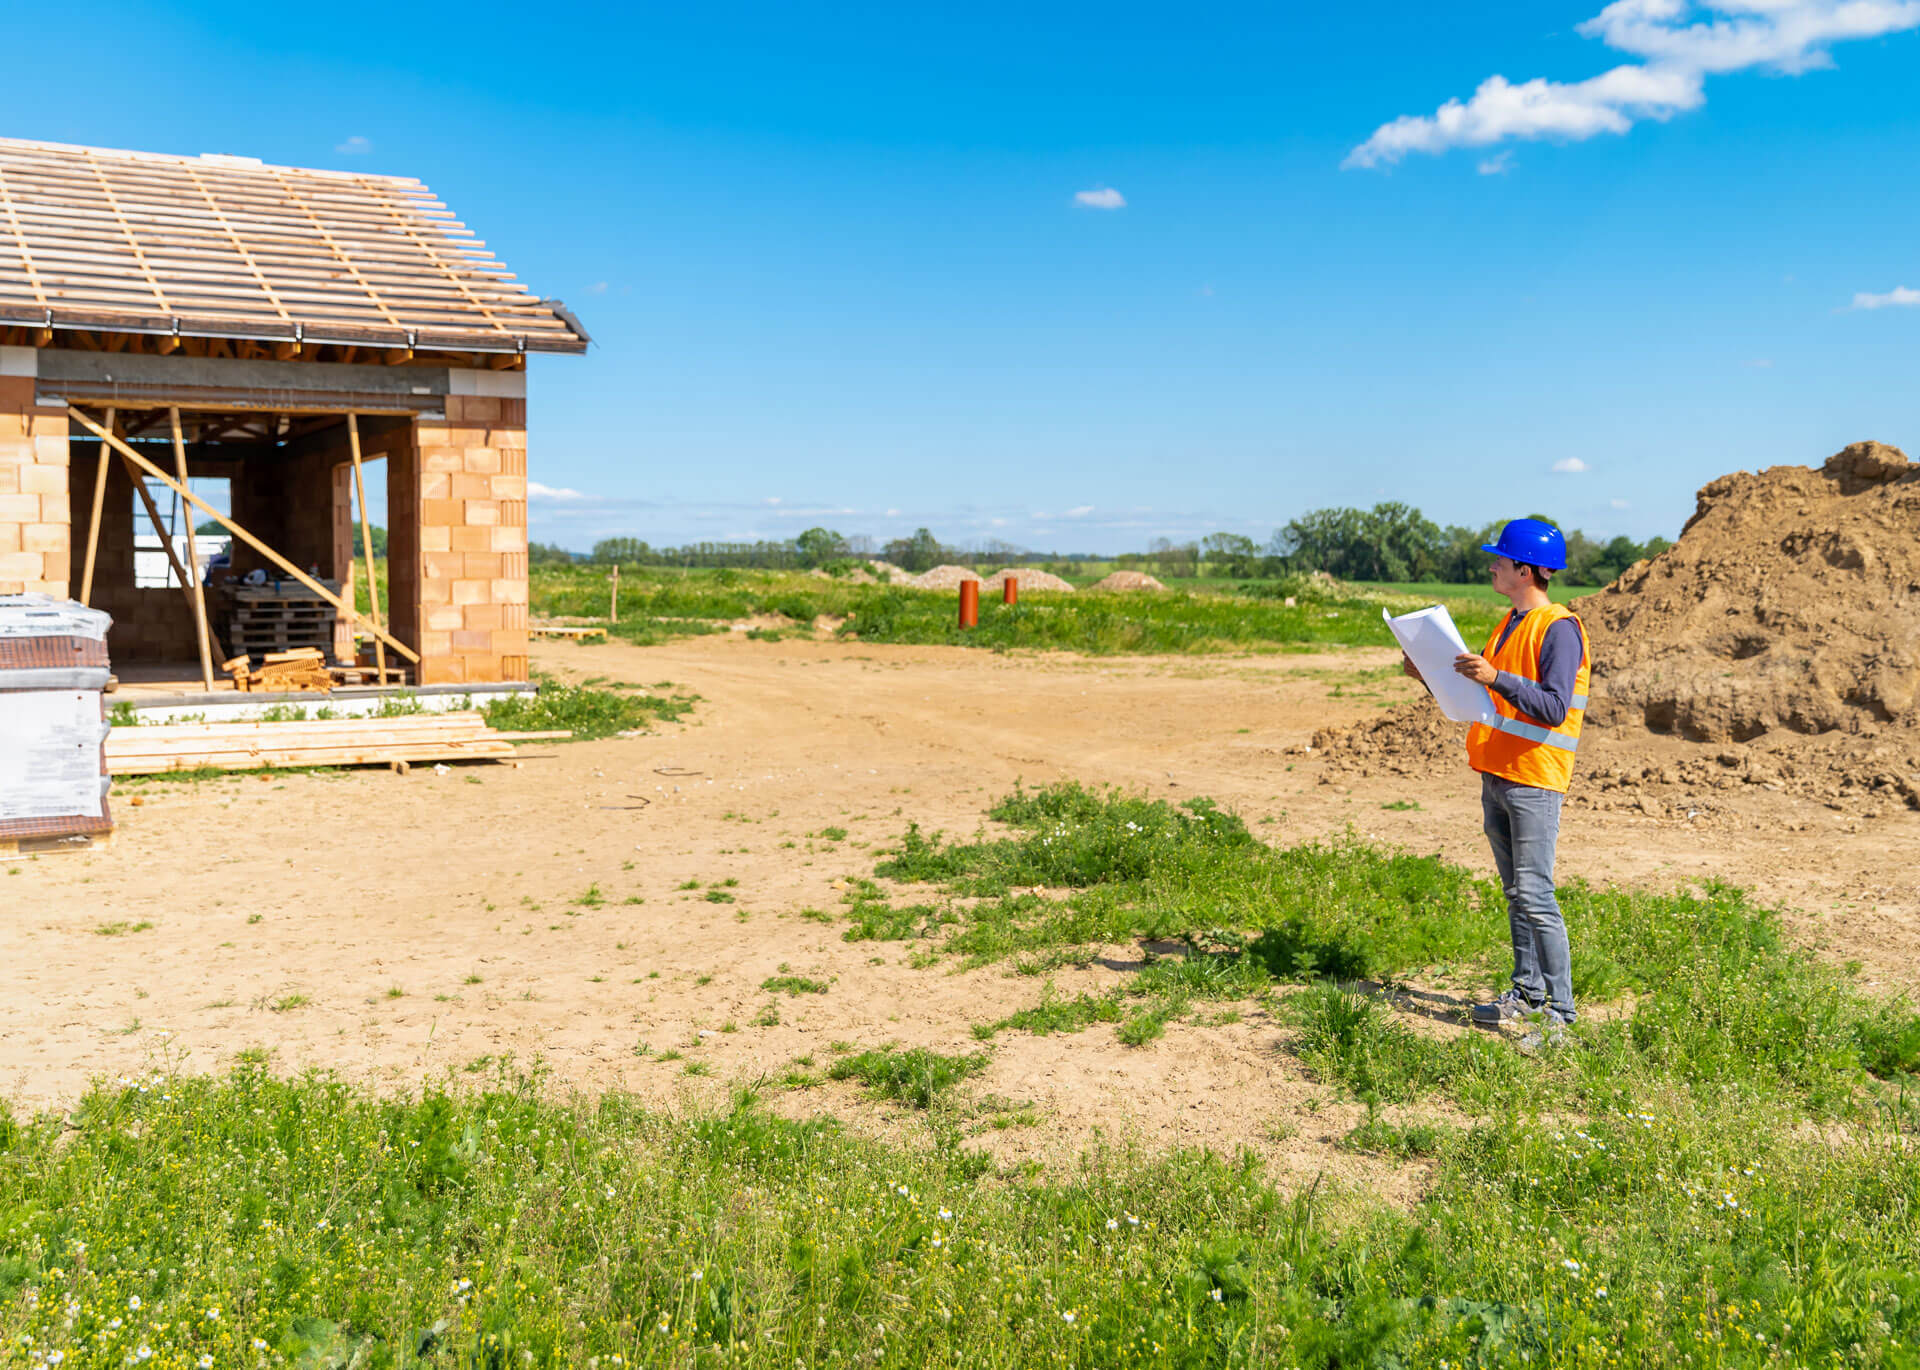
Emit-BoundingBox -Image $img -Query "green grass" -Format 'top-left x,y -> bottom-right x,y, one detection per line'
482,674 -> 698,741
761,975 -> 830,996
527,564 -> 1516,655
825,1046 -> 988,1108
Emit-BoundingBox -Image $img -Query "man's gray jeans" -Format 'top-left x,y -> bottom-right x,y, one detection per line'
1481,772 -> 1575,1021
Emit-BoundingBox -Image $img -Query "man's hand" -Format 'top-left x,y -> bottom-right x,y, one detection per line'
1401,652 -> 1422,682
1453,651 -> 1497,686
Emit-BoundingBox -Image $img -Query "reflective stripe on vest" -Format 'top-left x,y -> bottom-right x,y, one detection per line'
1487,714 -> 1579,751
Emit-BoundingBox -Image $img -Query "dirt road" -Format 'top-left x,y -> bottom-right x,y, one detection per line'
4,635 -> 1914,1190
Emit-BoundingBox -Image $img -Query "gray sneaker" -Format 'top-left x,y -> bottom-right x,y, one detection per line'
1470,988 -> 1540,1026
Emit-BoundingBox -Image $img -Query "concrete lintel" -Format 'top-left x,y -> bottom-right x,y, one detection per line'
0,345 -> 37,377
448,368 -> 527,398
35,349 -> 454,402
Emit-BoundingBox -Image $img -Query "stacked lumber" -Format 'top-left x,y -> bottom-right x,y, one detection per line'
104,712 -> 568,776
225,648 -> 332,693
220,582 -> 340,660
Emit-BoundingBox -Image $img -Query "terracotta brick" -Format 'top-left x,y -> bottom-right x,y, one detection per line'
497,449 -> 526,476
489,474 -> 526,500
451,628 -> 492,652
23,523 -> 68,554
0,493 -> 39,522
18,461 -> 64,496
0,580 -> 23,595
421,448 -> 464,474
499,400 -> 526,427
0,465 -> 15,495
462,552 -> 503,579
39,494 -> 67,522
463,500 -> 499,526
491,578 -> 529,605
419,657 -> 464,685
445,472 -> 485,500
420,578 -> 454,606
489,525 -> 523,552
501,603 -> 527,630
427,605 -> 464,631
420,630 -> 453,657
498,501 -> 526,529
451,579 -> 488,607
499,655 -> 529,681
0,551 -> 42,579
420,471 -> 451,499
448,395 -> 503,424
420,525 -> 451,553
500,551 -> 528,579
490,628 -> 527,654
26,577 -> 68,596
463,446 -> 501,475
421,499 -> 464,526
464,603 -> 503,631
33,434 -> 68,464
424,552 -> 465,580
449,524 -> 491,553
0,525 -> 17,552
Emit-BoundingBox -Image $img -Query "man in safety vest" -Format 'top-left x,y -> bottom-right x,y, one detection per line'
1402,517 -> 1589,1047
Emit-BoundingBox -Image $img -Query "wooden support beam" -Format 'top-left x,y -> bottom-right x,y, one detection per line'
67,405 -> 421,666
79,407 -> 115,605
170,407 -> 218,691
347,414 -> 387,684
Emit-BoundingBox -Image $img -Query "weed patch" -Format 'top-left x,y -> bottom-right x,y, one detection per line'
826,1046 -> 987,1108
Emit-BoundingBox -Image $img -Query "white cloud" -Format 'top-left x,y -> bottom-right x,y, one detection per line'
1477,150 -> 1516,175
1850,285 -> 1920,309
587,281 -> 609,295
884,508 -> 901,518
1552,457 -> 1590,473
1064,505 -> 1095,518
1344,0 -> 1920,169
1610,497 -> 1633,509
1073,187 -> 1126,210
527,481 -> 588,501
335,135 -> 372,156
764,497 -> 783,505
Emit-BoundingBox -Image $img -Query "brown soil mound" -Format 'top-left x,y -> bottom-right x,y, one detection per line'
1315,442 -> 1920,814
1089,571 -> 1167,592
867,560 -> 910,581
981,568 -> 1076,593
909,564 -> 983,590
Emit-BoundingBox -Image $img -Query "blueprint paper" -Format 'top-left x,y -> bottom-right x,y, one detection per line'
1382,605 -> 1496,726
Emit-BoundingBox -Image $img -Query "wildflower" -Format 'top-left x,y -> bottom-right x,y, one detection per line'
692,1270 -> 703,1281
1061,1312 -> 1076,1325
1596,1288 -> 1608,1299
136,1348 -> 153,1363
938,1208 -> 953,1221
200,1358 -> 215,1368
1561,1260 -> 1581,1274
931,1236 -> 943,1248
109,1320 -> 123,1331
48,1355 -> 65,1366
251,1340 -> 268,1351
1126,1215 -> 1139,1227
896,1185 -> 910,1197
129,1296 -> 142,1311
207,1307 -> 222,1321
1106,1218 -> 1119,1230
1210,1288 -> 1224,1303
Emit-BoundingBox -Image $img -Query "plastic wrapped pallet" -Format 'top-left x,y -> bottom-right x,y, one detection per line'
0,595 -> 113,854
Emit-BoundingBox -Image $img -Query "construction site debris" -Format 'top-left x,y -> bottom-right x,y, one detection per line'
104,712 -> 569,776
224,648 -> 332,694
1313,442 -> 1920,814
909,565 -> 983,590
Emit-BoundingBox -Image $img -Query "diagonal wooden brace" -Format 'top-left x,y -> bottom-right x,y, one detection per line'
66,404 -> 422,665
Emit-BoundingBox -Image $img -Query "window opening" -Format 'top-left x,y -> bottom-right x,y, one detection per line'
132,477 -> 233,588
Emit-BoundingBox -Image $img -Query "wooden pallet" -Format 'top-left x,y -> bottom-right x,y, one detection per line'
104,712 -> 569,775
0,830 -> 112,858
530,623 -> 608,641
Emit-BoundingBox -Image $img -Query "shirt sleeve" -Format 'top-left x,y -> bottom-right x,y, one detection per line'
1491,618 -> 1583,726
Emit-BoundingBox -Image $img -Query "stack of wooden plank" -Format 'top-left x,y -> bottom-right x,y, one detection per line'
225,648 -> 332,693
104,712 -> 568,776
220,582 -> 340,660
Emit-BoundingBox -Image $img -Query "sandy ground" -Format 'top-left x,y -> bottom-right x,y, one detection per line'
5,634 -> 1916,1194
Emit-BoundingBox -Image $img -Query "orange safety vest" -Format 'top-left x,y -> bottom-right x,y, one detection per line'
1464,603 -> 1590,794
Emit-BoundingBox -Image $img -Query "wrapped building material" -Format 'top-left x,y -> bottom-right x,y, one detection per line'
0,595 -> 113,854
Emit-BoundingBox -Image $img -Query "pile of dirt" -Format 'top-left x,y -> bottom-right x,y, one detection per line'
867,560 -> 910,581
1089,571 -> 1168,592
1314,442 -> 1920,815
982,568 -> 1076,594
909,565 -> 983,590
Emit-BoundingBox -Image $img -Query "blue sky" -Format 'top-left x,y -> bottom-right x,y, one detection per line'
15,1 -> 1920,553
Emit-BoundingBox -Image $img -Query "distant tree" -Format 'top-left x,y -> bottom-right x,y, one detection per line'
528,541 -> 578,565
194,519 -> 226,537
794,527 -> 847,568
591,536 -> 651,564
1201,532 -> 1261,578
351,524 -> 388,558
882,527 -> 946,573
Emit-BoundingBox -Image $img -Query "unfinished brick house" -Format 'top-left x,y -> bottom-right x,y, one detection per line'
0,135 -> 587,688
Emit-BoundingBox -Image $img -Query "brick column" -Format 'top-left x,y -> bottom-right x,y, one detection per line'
0,369 -> 71,596
408,394 -> 528,683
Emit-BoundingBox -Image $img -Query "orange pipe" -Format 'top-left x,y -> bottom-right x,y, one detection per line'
958,579 -> 980,628
1003,576 -> 1018,606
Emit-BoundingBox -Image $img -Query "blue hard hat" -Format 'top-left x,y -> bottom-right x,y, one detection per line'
1481,518 -> 1568,571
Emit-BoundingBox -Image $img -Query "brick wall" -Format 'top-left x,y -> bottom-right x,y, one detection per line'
0,376 -> 71,595
394,395 -> 528,684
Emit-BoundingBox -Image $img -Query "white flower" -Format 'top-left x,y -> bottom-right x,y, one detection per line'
938,1208 -> 952,1221
136,1349 -> 153,1363
1561,1259 -> 1580,1273
200,1357 -> 215,1368
1060,1312 -> 1076,1324
1596,1288 -> 1608,1299
896,1185 -> 909,1197
48,1355 -> 65,1366
931,1236 -> 943,1248
1126,1215 -> 1139,1227
207,1307 -> 221,1321
108,1320 -> 123,1331
128,1296 -> 142,1310
604,1186 -> 615,1199
1106,1218 -> 1119,1230
251,1339 -> 268,1351
691,1270 -> 703,1281
1210,1288 -> 1224,1302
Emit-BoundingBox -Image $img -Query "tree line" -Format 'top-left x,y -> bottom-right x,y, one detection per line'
535,504 -> 1669,588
